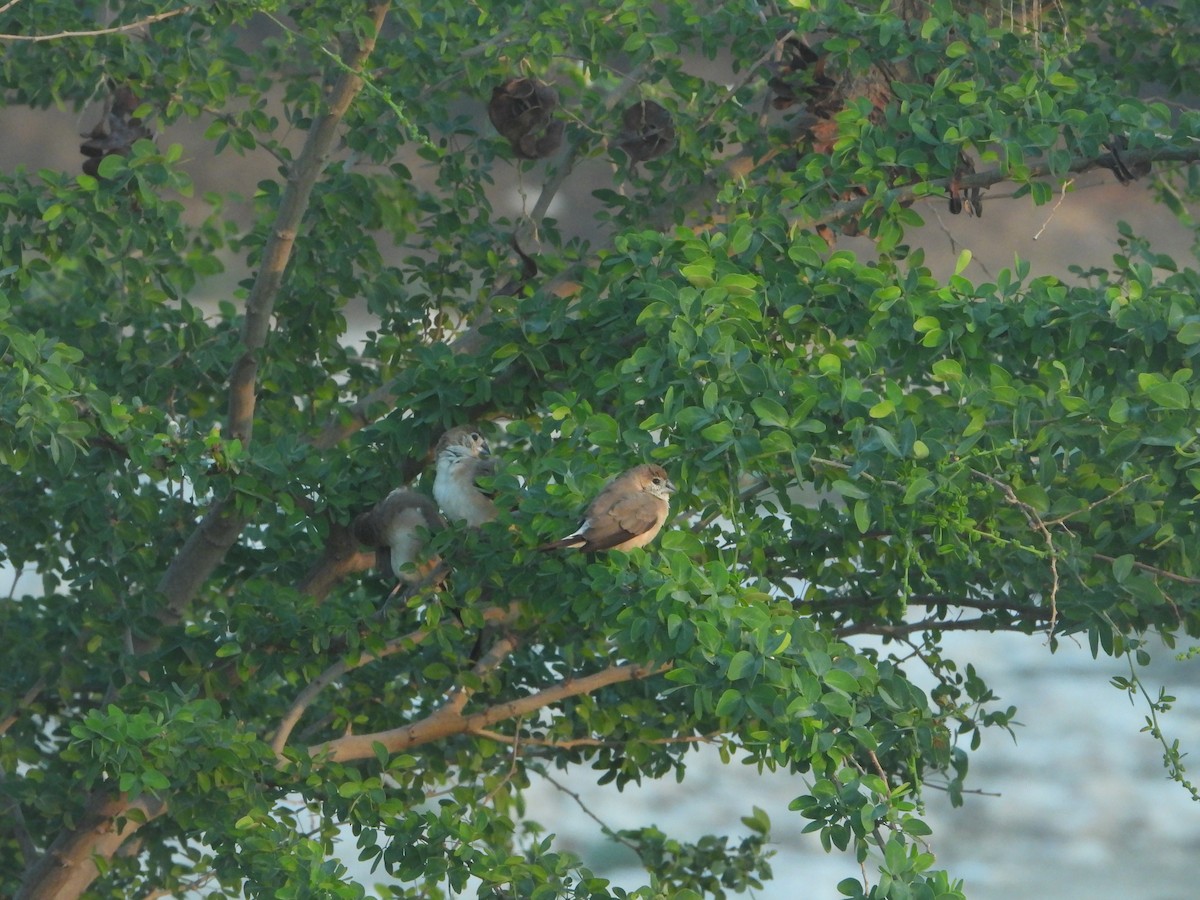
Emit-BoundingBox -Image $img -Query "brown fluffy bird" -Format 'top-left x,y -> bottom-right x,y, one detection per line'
537,464 -> 676,552
433,425 -> 499,527
352,489 -> 444,585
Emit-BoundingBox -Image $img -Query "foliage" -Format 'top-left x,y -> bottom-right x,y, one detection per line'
1,0 -> 1199,897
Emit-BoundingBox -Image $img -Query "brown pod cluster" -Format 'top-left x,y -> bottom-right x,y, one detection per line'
948,155 -> 983,217
488,78 -> 564,159
768,37 -> 836,115
80,85 -> 152,176
614,100 -> 675,162
1103,135 -> 1152,184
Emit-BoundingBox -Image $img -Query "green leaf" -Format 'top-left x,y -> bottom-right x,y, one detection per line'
727,650 -> 757,681
833,479 -> 870,500
954,249 -> 972,275
853,499 -> 870,533
1144,381 -> 1190,410
818,353 -> 842,375
1177,321 -> 1200,344
751,396 -> 790,427
97,154 -> 128,179
715,688 -> 743,718
1111,554 -> 1135,583
931,359 -> 963,382
824,669 -> 860,695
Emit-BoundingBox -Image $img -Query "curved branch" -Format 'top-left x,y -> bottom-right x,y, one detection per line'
271,626 -> 431,758
272,603 -> 518,758
970,468 -> 1060,635
307,661 -> 670,764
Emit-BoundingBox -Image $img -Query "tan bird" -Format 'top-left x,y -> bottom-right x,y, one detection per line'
352,489 -> 444,586
433,425 -> 499,526
537,464 -> 676,552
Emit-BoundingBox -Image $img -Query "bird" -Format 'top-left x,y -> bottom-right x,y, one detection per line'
433,425 -> 499,527
352,489 -> 444,587
537,464 -> 676,552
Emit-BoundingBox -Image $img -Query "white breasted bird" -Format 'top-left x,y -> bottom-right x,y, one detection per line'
537,464 -> 676,552
352,489 -> 444,585
433,425 -> 498,527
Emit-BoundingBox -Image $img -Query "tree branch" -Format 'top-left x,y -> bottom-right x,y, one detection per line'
307,661 -> 669,763
271,626 -> 432,758
808,593 -> 1047,620
1092,553 -> 1200,586
15,793 -> 167,900
810,143 -> 1200,234
228,2 -> 390,445
970,469 -> 1061,637
272,604 -> 518,758
0,675 -> 46,738
534,766 -> 644,856
470,727 -> 718,751
0,7 -> 192,42
153,2 -> 392,631
836,616 -> 1046,639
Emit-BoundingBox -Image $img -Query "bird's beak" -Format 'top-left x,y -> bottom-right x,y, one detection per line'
479,440 -> 491,458
666,479 -> 678,494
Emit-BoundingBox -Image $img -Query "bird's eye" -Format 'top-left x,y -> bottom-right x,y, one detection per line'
652,477 -> 662,485
471,432 -> 481,441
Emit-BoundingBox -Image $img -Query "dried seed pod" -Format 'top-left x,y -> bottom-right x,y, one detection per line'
80,85 -> 152,176
1103,135 -> 1152,185
768,37 -> 835,112
488,77 -> 562,159
615,100 -> 675,162
948,155 -> 983,217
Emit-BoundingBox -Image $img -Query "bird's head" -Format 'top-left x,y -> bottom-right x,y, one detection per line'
631,463 -> 676,500
435,425 -> 491,461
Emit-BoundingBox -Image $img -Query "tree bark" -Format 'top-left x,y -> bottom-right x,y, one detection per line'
15,794 -> 166,900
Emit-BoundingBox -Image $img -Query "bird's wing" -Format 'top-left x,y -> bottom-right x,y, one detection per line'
600,492 -> 662,541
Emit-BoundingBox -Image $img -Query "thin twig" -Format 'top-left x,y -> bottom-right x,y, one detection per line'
697,30 -> 796,130
535,767 -> 644,856
812,593 -> 1046,619
1044,474 -> 1149,526
0,7 -> 192,41
271,626 -> 431,758
865,749 -> 889,784
970,469 -> 1060,638
1092,553 -> 1200,586
470,727 -> 718,751
837,616 -> 1043,638
0,0 -> 26,19
527,62 -> 650,227
921,782 -> 1002,798
1032,177 -> 1074,240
